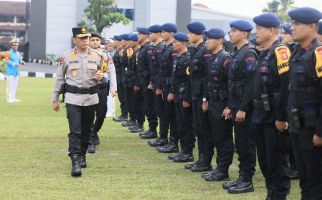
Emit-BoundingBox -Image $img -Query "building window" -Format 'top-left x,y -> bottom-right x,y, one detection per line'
16,31 -> 25,37
17,16 -> 27,23
0,30 -> 15,36
116,8 -> 134,20
0,15 -> 14,23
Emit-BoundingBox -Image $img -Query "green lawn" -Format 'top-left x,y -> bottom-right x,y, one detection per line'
0,78 -> 300,200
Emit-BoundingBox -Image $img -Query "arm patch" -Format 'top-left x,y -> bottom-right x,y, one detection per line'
275,46 -> 290,75
315,46 -> 322,78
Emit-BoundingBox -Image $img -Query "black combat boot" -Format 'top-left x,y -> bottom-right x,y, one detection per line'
113,115 -> 128,122
140,130 -> 158,139
157,142 -> 179,153
87,144 -> 96,154
204,168 -> 229,181
70,154 -> 82,177
227,177 -> 254,194
223,176 -> 244,189
148,138 -> 168,147
131,123 -> 144,133
79,154 -> 87,168
172,152 -> 194,163
122,120 -> 136,127
184,154 -> 204,170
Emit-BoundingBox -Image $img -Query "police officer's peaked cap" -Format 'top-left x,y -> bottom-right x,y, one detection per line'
253,13 -> 281,28
161,23 -> 177,33
174,32 -> 189,42
148,25 -> 162,33
10,38 -> 19,44
288,7 -> 322,24
137,27 -> 150,35
204,28 -> 225,39
319,21 -> 322,35
230,20 -> 253,32
187,21 -> 206,35
90,32 -> 103,40
72,27 -> 91,38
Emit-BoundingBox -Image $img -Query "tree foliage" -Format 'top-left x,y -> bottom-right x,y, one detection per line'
263,0 -> 296,22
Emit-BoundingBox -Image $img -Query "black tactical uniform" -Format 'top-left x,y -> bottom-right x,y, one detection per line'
137,41 -> 158,134
113,48 -> 128,121
223,44 -> 258,192
202,49 -> 234,181
251,41 -> 291,199
184,42 -> 212,172
287,39 -> 322,200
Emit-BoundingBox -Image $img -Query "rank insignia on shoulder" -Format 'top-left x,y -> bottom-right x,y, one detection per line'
275,46 -> 290,75
315,46 -> 322,78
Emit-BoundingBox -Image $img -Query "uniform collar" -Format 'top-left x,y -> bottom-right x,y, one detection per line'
302,38 -> 318,51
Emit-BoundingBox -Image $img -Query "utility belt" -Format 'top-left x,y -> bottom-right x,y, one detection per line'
207,88 -> 229,101
65,84 -> 98,95
288,101 -> 319,129
191,79 -> 202,96
252,93 -> 271,111
288,84 -> 317,94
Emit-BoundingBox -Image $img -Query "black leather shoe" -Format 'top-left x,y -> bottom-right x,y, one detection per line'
184,162 -> 197,170
140,131 -> 157,139
168,152 -> 183,160
128,123 -> 138,131
148,138 -> 168,147
113,115 -> 128,122
172,153 -> 194,163
228,181 -> 254,194
201,168 -> 219,178
70,154 -> 82,177
122,120 -> 136,127
204,169 -> 229,181
223,177 -> 243,189
190,163 -> 212,172
157,143 -> 179,153
87,144 -> 96,154
286,168 -> 299,180
79,155 -> 87,168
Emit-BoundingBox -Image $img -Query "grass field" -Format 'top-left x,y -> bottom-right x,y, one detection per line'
0,78 -> 301,200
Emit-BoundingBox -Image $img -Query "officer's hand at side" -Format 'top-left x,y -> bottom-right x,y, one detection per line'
155,89 -> 162,96
52,101 -> 60,112
134,85 -> 140,92
111,91 -> 116,97
313,134 -> 322,147
167,93 -> 174,102
202,101 -> 208,113
275,120 -> 288,133
147,83 -> 153,90
222,107 -> 232,120
183,101 -> 191,108
95,70 -> 104,81
236,110 -> 246,122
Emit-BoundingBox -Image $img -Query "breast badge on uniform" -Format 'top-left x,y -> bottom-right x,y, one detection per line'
186,66 -> 190,75
314,46 -> 322,78
127,48 -> 134,58
71,69 -> 80,77
275,46 -> 290,75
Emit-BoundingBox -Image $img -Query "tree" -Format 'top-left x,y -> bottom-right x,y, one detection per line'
80,0 -> 130,33
263,0 -> 295,22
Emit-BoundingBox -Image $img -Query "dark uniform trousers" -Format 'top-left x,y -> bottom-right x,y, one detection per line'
142,86 -> 158,131
192,99 -> 211,157
290,130 -> 322,200
117,73 -> 128,117
254,122 -> 290,198
89,82 -> 109,144
232,109 -> 256,181
124,85 -> 136,121
155,85 -> 178,142
205,101 -> 234,169
133,89 -> 145,125
66,103 -> 96,155
174,100 -> 195,153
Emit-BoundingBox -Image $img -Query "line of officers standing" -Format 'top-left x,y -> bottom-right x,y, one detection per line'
112,7 -> 322,200
50,6 -> 322,200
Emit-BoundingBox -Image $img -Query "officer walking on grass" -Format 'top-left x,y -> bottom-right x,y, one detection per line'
52,27 -> 104,177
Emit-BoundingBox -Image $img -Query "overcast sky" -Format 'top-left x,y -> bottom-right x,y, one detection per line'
192,0 -> 322,17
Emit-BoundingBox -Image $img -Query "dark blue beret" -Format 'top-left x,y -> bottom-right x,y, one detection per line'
161,23 -> 177,33
187,21 -> 206,35
230,20 -> 253,32
289,7 -> 322,24
137,27 -> 150,35
319,21 -> 322,35
282,24 -> 292,35
253,13 -> 281,27
129,34 -> 138,41
204,28 -> 225,39
120,34 -> 130,41
113,35 -> 122,41
174,32 -> 189,42
148,25 -> 162,33
250,38 -> 259,46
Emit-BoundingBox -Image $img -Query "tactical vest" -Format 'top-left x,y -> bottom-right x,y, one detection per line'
160,44 -> 174,78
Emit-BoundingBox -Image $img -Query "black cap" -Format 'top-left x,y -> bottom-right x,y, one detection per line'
72,27 -> 91,38
90,32 -> 103,40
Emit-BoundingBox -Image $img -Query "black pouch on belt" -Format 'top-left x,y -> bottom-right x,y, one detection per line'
303,101 -> 317,128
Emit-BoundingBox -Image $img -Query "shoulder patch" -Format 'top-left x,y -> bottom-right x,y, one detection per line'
147,50 -> 153,54
315,46 -> 322,78
275,46 -> 290,75
204,53 -> 212,58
